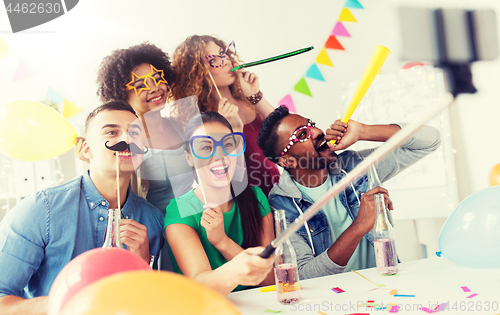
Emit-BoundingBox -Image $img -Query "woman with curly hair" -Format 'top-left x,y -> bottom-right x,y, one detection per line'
170,35 -> 280,196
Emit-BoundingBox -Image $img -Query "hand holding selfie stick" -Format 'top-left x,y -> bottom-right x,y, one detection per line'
259,93 -> 455,258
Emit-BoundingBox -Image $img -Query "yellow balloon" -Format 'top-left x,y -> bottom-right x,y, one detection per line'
0,100 -> 77,161
60,271 -> 241,315
489,163 -> 500,186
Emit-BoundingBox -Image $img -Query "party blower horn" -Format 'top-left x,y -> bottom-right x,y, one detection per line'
330,45 -> 391,145
259,93 -> 455,259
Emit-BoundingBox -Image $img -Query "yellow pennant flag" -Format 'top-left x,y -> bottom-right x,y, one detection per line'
0,39 -> 10,58
316,49 -> 334,67
62,99 -> 83,119
339,8 -> 357,22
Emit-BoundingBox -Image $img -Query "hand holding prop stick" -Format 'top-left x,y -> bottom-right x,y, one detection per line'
330,45 -> 391,145
230,46 -> 314,72
259,93 -> 455,259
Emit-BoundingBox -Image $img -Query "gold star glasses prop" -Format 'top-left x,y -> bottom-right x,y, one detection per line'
125,65 -> 168,96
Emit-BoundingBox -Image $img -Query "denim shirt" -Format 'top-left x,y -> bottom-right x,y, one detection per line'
0,171 -> 164,299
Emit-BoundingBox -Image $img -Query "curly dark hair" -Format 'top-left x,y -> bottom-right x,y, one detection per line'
257,105 -> 290,162
96,42 -> 175,103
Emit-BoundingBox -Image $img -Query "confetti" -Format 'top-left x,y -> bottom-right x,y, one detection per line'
394,294 -> 415,297
260,285 -> 276,292
467,293 -> 478,299
460,286 -> 471,292
390,289 -> 398,295
331,286 -> 345,293
264,310 -> 283,313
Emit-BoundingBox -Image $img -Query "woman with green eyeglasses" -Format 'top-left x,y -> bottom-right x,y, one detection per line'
170,35 -> 280,197
164,111 -> 275,295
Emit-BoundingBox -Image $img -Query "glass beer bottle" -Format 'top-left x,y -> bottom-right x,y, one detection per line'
274,210 -> 301,304
372,194 -> 398,275
102,208 -> 124,248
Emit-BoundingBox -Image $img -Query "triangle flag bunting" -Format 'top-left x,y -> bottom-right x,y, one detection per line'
306,64 -> 325,82
325,36 -> 345,50
332,22 -> 351,37
339,8 -> 357,22
62,98 -> 83,119
344,0 -> 364,9
294,78 -> 312,97
0,39 -> 11,58
46,87 -> 65,104
12,60 -> 37,81
279,94 -> 297,113
316,49 -> 334,67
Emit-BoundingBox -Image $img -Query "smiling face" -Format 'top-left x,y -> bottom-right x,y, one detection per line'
126,63 -> 169,117
84,110 -> 144,176
277,114 -> 336,170
186,122 -> 239,189
204,41 -> 236,88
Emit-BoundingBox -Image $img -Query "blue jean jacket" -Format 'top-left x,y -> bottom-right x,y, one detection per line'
269,150 -> 373,256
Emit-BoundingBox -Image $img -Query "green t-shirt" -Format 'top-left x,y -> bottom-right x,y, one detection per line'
164,186 -> 271,292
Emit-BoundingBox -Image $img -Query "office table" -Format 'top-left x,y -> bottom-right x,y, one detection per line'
228,257 -> 500,314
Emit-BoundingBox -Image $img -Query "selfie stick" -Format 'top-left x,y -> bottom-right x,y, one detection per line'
259,93 -> 455,258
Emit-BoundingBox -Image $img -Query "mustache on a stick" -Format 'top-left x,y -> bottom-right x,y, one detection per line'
105,141 -> 148,154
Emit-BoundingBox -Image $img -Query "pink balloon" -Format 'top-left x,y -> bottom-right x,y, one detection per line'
48,248 -> 150,315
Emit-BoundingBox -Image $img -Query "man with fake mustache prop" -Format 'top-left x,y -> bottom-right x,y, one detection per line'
0,101 -> 164,314
257,106 -> 441,280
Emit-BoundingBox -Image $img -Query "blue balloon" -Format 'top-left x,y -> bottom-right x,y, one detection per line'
439,186 -> 500,268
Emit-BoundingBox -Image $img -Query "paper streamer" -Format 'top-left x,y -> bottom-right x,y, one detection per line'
279,94 -> 297,113
306,64 -> 325,81
316,49 -> 334,67
325,36 -> 345,50
294,78 -> 312,97
339,8 -> 358,22
332,22 -> 351,37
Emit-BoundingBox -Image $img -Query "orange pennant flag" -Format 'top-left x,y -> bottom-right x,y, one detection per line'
339,8 -> 357,22
325,36 -> 345,50
316,49 -> 334,67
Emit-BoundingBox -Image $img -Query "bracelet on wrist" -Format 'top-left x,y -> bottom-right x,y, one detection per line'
246,90 -> 263,105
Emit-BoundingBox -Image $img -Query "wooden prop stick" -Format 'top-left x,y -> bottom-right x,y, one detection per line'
207,71 -> 222,100
116,154 -> 121,212
259,93 -> 455,259
194,168 -> 208,205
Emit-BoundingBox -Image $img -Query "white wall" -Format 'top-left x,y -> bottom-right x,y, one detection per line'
1,0 -> 499,261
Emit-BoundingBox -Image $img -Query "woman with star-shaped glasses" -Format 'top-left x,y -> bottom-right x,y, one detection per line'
170,35 -> 280,197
